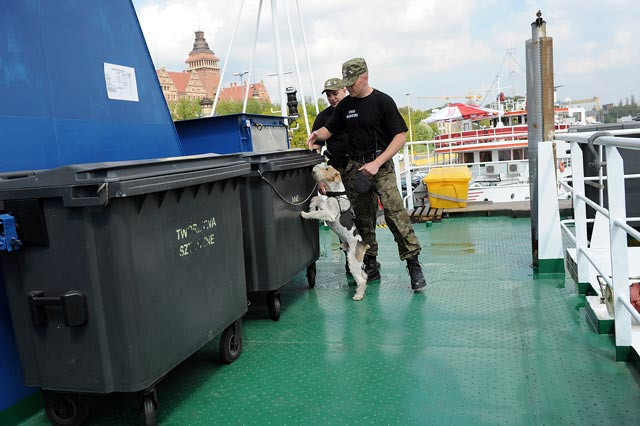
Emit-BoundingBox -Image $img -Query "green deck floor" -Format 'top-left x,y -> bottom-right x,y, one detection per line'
17,217 -> 640,425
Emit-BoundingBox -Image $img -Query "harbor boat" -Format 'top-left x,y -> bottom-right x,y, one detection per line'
402,98 -> 585,207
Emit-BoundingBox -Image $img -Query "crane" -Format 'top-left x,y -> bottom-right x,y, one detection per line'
561,96 -> 601,111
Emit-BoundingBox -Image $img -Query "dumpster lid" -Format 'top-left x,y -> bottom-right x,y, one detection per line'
240,149 -> 324,172
0,154 -> 251,207
176,112 -> 296,125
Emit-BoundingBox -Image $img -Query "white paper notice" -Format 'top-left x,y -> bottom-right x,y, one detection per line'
104,63 -> 139,102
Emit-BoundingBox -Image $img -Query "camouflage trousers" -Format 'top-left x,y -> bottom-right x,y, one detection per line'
344,160 -> 421,260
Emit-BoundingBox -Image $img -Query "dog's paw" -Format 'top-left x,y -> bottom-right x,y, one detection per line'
352,293 -> 364,301
300,211 -> 310,219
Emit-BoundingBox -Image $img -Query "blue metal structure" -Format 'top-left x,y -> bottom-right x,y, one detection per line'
176,113 -> 289,155
0,0 -> 183,173
0,0 -> 183,415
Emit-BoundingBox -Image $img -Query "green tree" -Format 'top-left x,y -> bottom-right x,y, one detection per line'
398,106 -> 436,144
317,98 -> 328,110
603,95 -> 640,123
170,98 -> 202,120
289,101 -> 322,149
414,122 -> 434,141
212,99 -> 280,116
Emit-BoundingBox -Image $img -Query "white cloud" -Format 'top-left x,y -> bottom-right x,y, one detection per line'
133,0 -> 640,108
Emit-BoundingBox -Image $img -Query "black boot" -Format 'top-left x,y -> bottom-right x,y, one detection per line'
363,254 -> 381,282
406,256 -> 426,290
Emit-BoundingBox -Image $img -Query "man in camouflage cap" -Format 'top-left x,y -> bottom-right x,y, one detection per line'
340,57 -> 368,87
310,77 -> 356,276
306,58 -> 426,291
311,78 -> 349,174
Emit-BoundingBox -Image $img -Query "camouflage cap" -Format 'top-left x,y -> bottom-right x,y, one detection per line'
321,77 -> 344,94
341,57 -> 367,87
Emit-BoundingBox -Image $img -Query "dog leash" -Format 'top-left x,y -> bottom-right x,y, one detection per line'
256,170 -> 318,206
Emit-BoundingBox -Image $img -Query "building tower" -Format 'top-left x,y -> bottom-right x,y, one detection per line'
185,31 -> 221,99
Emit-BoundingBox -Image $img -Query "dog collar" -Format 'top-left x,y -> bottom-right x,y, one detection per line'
325,191 -> 347,197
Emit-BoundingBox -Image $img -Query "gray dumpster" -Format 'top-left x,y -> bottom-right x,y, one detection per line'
240,150 -> 324,321
0,154 -> 250,426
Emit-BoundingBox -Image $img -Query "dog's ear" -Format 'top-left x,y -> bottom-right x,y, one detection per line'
330,170 -> 341,182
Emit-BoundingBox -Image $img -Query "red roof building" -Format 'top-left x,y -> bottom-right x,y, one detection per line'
156,68 -> 207,103
219,81 -> 271,103
156,30 -> 271,109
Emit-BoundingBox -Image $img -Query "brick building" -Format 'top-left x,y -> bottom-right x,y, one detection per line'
219,81 -> 271,103
157,31 -> 270,111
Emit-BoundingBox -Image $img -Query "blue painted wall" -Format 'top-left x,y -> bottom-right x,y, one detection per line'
0,0 -> 183,173
0,0 -> 182,413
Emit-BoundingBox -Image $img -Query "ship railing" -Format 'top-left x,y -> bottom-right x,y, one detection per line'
435,126 -> 529,144
396,137 -> 530,210
433,130 -> 530,147
433,123 -> 570,146
555,129 -> 640,359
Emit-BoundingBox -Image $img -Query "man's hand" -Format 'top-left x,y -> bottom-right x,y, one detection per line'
306,131 -> 319,150
359,161 -> 381,177
306,127 -> 332,151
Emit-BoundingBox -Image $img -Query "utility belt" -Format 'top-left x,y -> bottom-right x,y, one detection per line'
323,150 -> 349,169
348,151 -> 381,164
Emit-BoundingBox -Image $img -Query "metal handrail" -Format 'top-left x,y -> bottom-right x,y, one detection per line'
398,134 -> 536,209
620,297 -> 640,326
562,129 -> 640,356
577,247 -> 612,290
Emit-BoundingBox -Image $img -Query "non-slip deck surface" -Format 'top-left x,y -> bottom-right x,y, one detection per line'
19,217 -> 640,425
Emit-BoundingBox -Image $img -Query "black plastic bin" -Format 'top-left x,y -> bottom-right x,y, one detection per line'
239,150 -> 324,321
0,154 -> 251,426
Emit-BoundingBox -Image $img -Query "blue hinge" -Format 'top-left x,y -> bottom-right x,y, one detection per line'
0,214 -> 22,252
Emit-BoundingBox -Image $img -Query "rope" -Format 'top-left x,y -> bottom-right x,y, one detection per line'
256,169 -> 318,206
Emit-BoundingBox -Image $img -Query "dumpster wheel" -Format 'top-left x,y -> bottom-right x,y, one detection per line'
220,320 -> 243,363
44,391 -> 90,426
306,262 -> 317,288
142,392 -> 158,426
267,291 -> 281,321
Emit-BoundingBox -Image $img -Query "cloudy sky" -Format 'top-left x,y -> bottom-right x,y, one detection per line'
131,0 -> 639,111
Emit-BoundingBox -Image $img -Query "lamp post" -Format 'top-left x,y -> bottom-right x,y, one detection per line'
267,71 -> 293,114
403,92 -> 414,165
233,70 -> 249,87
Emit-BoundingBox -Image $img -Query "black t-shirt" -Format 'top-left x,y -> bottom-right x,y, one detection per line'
325,89 -> 408,156
312,106 -> 348,157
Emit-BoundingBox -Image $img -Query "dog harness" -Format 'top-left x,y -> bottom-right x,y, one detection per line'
324,191 -> 355,228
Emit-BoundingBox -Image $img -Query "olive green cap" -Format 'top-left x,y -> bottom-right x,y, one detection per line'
321,77 -> 343,93
341,57 -> 367,86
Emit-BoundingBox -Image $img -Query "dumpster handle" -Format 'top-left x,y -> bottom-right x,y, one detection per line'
0,214 -> 22,252
97,182 -> 109,206
256,170 -> 317,206
27,290 -> 88,328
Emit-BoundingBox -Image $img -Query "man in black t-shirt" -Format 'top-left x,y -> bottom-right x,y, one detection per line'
312,78 -> 349,175
306,58 -> 426,291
